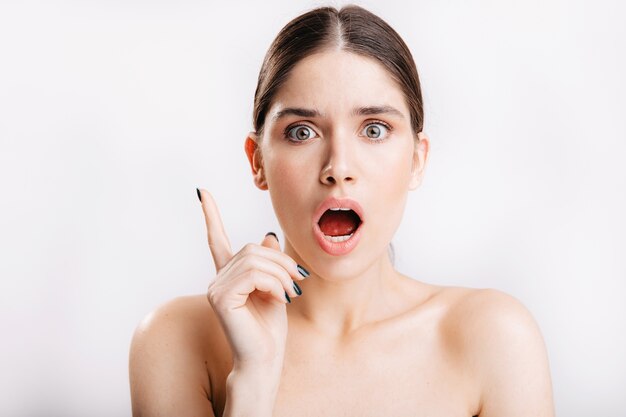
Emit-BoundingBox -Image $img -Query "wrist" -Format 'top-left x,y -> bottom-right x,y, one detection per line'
224,366 -> 282,417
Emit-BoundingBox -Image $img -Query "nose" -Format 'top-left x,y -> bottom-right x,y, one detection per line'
319,134 -> 357,186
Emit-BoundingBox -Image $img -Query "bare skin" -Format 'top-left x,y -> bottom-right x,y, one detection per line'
129,284 -> 553,416
129,50 -> 555,416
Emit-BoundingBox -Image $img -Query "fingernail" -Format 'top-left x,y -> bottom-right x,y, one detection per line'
293,281 -> 302,296
265,231 -> 278,242
285,291 -> 291,303
297,264 -> 310,278
196,188 -> 202,203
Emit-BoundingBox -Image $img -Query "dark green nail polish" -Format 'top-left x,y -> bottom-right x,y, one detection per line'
293,281 -> 302,296
196,188 -> 202,203
297,264 -> 310,278
285,291 -> 291,303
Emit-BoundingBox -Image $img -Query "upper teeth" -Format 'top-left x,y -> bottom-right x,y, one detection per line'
329,207 -> 351,211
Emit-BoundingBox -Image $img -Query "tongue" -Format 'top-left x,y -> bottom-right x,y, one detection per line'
318,210 -> 360,237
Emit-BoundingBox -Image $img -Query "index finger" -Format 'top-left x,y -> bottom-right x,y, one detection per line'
197,188 -> 233,272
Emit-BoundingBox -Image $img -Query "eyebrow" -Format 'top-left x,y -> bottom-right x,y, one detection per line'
271,105 -> 405,123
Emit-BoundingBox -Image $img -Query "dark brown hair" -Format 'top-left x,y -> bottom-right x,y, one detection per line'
252,4 -> 424,142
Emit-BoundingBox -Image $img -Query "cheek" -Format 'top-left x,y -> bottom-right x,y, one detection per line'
266,159 -> 302,191
368,148 -> 413,234
264,159 -> 313,229
373,145 -> 414,190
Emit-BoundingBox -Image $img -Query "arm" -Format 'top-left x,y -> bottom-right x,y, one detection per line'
129,296 -> 282,417
459,289 -> 555,417
129,297 -> 216,417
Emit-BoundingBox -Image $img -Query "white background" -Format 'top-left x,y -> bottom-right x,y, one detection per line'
1,0 -> 624,416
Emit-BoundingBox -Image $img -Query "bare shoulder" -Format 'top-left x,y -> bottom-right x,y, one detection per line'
438,286 -> 548,366
129,294 -> 224,417
436,286 -> 555,417
441,287 -> 542,339
130,295 -> 219,362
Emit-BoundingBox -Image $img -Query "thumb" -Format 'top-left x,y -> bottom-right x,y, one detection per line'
261,231 -> 281,251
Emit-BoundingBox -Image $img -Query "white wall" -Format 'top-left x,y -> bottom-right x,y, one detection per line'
1,0 -> 624,415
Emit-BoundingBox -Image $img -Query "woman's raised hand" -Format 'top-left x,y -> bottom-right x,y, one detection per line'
197,188 -> 308,369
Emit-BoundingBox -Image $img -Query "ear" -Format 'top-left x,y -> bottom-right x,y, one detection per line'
408,131 -> 430,190
244,132 -> 268,190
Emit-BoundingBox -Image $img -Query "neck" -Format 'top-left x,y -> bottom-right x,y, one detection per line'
284,240 -> 403,339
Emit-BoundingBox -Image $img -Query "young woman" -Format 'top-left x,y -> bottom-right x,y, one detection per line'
129,5 -> 555,416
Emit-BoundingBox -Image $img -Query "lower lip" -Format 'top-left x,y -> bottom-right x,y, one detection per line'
312,220 -> 363,256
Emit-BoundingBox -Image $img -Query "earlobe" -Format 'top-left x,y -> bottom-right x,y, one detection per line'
255,170 -> 268,190
408,132 -> 430,190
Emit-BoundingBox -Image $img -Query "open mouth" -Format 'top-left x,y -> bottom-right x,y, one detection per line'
312,196 -> 365,256
317,208 -> 363,242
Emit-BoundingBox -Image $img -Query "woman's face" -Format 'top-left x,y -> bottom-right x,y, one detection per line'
246,49 -> 428,277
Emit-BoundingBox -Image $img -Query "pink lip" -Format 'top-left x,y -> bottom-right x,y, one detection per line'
311,196 -> 365,256
312,196 -> 365,225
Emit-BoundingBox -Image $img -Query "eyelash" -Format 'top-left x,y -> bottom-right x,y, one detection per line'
283,120 -> 394,144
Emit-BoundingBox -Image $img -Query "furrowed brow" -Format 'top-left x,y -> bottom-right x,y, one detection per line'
270,104 -> 405,123
352,105 -> 404,119
271,107 -> 322,123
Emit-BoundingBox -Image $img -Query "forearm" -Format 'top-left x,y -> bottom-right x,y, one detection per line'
223,365 -> 282,417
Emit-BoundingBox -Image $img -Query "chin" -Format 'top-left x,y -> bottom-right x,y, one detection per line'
301,239 -> 392,281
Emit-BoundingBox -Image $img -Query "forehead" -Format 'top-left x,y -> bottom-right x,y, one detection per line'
268,50 -> 409,120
